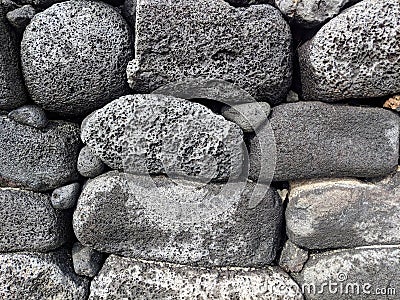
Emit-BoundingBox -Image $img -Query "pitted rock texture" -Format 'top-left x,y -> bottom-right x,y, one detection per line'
250,102 -> 399,182
72,242 -> 104,277
286,169 -> 400,250
21,0 -> 133,116
0,250 -> 89,299
77,146 -> 106,178
299,0 -> 400,101
0,115 -> 80,191
74,171 -> 283,267
81,94 -> 245,182
0,5 -> 27,110
128,0 -> 292,104
89,255 -> 303,299
0,187 -> 70,252
293,246 -> 400,300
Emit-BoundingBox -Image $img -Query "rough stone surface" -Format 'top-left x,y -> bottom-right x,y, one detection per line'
77,146 -> 106,178
0,250 -> 89,299
81,94 -> 245,182
21,0 -> 133,116
286,169 -> 400,249
293,246 -> 400,299
0,187 -> 70,252
51,182 -> 80,209
6,4 -> 35,30
74,171 -> 284,267
122,0 -> 135,26
0,115 -> 80,191
72,242 -> 104,278
8,104 -> 48,129
225,0 -> 273,6
128,0 -> 292,104
250,102 -> 399,182
279,240 -> 308,273
299,0 -> 400,101
89,255 -> 303,299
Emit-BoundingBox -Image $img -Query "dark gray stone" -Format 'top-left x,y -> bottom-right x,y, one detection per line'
225,0 -> 273,6
21,0 -> 133,116
122,0 -> 135,26
127,0 -> 292,104
72,242 -> 104,278
298,0 -> 400,101
6,4 -> 35,29
0,115 -> 80,191
279,240 -> 308,273
74,171 -> 284,267
51,182 -> 80,209
89,255 -> 303,299
250,102 -> 399,182
0,250 -> 89,299
77,146 -> 105,178
8,104 -> 48,129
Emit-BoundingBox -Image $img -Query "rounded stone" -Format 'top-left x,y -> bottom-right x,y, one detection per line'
21,0 -> 133,116
77,146 -> 105,178
8,104 -> 48,129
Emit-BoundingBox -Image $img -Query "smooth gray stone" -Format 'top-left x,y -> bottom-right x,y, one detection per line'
89,255 -> 303,299
0,250 -> 89,299
51,182 -> 80,209
6,4 -> 35,29
127,0 -> 292,104
77,146 -> 105,178
250,102 -> 399,182
0,187 -> 70,252
293,246 -> 400,300
21,0 -> 133,116
74,171 -> 284,267
8,104 -> 48,129
279,240 -> 308,273
81,94 -> 245,182
298,0 -> 400,101
0,115 -> 80,191
72,242 -> 104,278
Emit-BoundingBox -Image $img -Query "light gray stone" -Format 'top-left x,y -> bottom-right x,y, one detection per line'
6,4 -> 35,29
298,0 -> 400,101
8,104 -> 48,129
21,0 -> 133,116
286,90 -> 299,103
72,242 -> 104,278
77,146 -> 105,178
127,0 -> 292,104
0,115 -> 80,191
51,182 -> 80,209
89,255 -> 303,299
0,250 -> 89,299
81,94 -> 245,182
279,240 -> 308,273
74,171 -> 284,267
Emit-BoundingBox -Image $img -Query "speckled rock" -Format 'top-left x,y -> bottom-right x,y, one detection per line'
6,4 -> 35,30
51,182 -> 80,209
279,240 -> 308,273
225,0 -> 273,6
74,171 -> 283,267
221,102 -> 270,132
0,187 -> 70,252
21,0 -> 133,116
8,105 -> 48,129
250,102 -> 399,182
0,115 -> 80,191
299,0 -> 400,101
128,0 -> 292,104
72,242 -> 104,277
77,146 -> 105,178
81,94 -> 245,182
89,255 -> 303,299
0,250 -> 89,299
293,246 -> 400,300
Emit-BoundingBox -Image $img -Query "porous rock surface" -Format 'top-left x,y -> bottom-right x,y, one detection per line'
89,255 -> 303,299
21,0 -> 133,115
74,171 -> 283,267
81,94 -> 245,182
127,0 -> 292,104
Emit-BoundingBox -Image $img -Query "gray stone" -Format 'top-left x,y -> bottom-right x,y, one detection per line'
0,187 -> 70,252
89,255 -> 303,299
250,102 -> 399,182
8,104 -> 48,129
221,102 -> 270,133
0,4 -> 27,110
286,90 -> 299,103
279,240 -> 308,273
74,171 -> 284,267
77,146 -> 105,178
122,0 -> 135,26
72,242 -> 104,277
21,0 -> 133,116
286,169 -> 400,250
293,246 -> 400,299
6,4 -> 35,29
0,250 -> 89,299
51,182 -> 80,209
225,0 -> 273,6
1,0 -> 18,11
127,0 -> 292,104
298,0 -> 400,101
81,94 -> 245,182
0,115 -> 80,191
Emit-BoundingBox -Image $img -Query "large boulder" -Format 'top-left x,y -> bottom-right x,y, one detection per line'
81,94 -> 245,182
89,255 -> 303,299
298,0 -> 400,101
127,0 -> 292,104
21,0 -> 133,116
74,171 -> 284,267
0,115 -> 80,191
